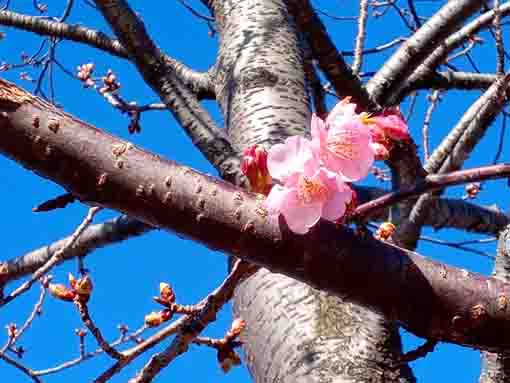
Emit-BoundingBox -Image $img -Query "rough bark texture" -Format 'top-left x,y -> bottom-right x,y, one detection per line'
479,226 -> 510,383
210,1 -> 412,382
4,80 -> 510,352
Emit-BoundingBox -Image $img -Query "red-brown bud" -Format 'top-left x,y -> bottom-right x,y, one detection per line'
144,310 -> 172,327
241,144 -> 272,194
217,345 -> 242,373
375,222 -> 396,241
159,282 -> 176,303
48,283 -> 76,302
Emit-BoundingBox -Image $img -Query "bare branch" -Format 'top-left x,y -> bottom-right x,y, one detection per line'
75,300 -> 123,360
3,80 -> 510,352
353,164 -> 510,220
352,0 -> 369,75
0,352 -> 42,383
398,2 -> 510,101
426,73 -> 510,174
367,0 -> 484,105
92,0 -> 243,185
288,0 -> 374,109
0,206 -> 101,307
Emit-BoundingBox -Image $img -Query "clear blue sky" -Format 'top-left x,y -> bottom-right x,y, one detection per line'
0,1 -> 506,382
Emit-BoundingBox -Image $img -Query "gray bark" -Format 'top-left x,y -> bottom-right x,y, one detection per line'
211,1 -> 413,381
479,226 -> 510,383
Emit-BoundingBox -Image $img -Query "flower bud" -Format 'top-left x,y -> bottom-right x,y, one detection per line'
217,345 -> 242,373
372,108 -> 409,141
241,144 -> 272,194
375,222 -> 396,241
144,310 -> 172,327
159,282 -> 175,303
48,283 -> 76,302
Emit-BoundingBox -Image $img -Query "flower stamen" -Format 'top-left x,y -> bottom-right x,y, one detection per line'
297,176 -> 329,204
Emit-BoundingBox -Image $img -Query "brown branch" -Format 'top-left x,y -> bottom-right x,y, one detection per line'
0,206 -> 101,306
288,0 -> 374,109
95,260 -> 257,383
352,164 -> 510,220
480,225 -> 510,382
366,0 -> 483,106
92,0 -> 242,185
75,300 -> 123,360
4,79 -> 510,352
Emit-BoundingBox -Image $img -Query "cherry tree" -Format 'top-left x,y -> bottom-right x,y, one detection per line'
0,1 -> 509,382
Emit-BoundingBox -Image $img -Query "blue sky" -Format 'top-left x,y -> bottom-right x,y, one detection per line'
0,1 -> 506,382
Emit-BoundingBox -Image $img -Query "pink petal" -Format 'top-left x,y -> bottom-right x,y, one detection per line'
324,121 -> 375,181
326,98 -> 357,126
264,185 -> 292,215
280,192 -> 322,234
267,136 -> 316,182
318,172 -> 352,221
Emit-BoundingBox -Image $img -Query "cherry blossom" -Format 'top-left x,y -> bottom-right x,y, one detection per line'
311,112 -> 375,182
264,136 -> 353,234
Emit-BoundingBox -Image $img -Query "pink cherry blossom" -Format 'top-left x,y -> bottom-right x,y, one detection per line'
267,136 -> 318,183
265,136 -> 353,234
325,97 -> 358,126
311,113 -> 375,182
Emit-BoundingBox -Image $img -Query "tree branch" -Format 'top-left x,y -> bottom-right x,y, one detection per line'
480,225 -> 510,382
353,164 -> 510,220
396,2 -> 510,102
92,0 -> 242,185
0,215 -> 151,288
288,0 -> 374,109
3,79 -> 510,352
0,9 -> 216,99
366,0 -> 483,106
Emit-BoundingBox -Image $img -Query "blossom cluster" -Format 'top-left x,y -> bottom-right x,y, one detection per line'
241,98 -> 409,234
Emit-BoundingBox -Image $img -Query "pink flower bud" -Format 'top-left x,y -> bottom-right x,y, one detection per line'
241,144 -> 272,194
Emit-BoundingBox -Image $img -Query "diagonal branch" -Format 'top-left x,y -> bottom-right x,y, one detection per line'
0,216 -> 151,289
366,0 -> 484,106
3,79 -> 510,352
0,9 -> 216,100
396,2 -> 510,102
288,0 -> 374,109
92,0 -> 243,185
395,73 -> 510,249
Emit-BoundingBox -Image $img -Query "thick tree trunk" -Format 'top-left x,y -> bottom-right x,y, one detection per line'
211,0 -> 414,381
479,226 -> 510,383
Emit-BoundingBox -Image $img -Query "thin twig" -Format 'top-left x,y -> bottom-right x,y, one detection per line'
420,236 -> 494,258
352,0 -> 369,75
493,0 -> 505,75
75,300 -> 123,360
422,90 -> 441,161
353,163 -> 510,220
0,207 -> 102,307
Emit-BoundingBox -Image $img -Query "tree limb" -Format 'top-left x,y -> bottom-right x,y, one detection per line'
92,0 -> 242,185
3,79 -> 510,352
288,0 -> 374,109
366,0 -> 484,106
0,9 -> 216,99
